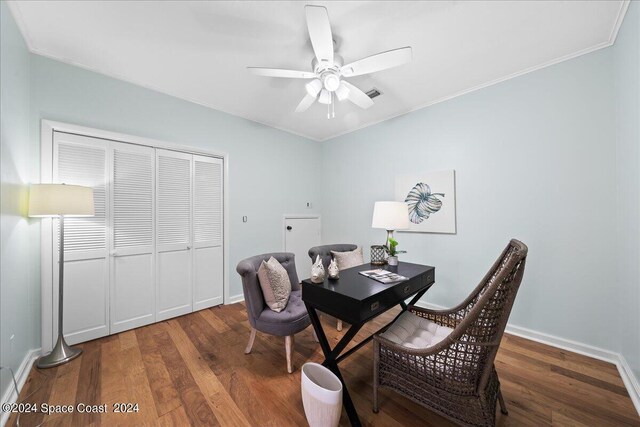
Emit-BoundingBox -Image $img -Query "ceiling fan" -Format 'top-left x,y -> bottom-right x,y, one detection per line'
247,5 -> 412,118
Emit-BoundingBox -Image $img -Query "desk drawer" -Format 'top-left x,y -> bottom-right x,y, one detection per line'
361,271 -> 435,320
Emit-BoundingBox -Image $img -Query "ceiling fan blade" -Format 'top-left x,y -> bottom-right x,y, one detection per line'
305,5 -> 334,64
247,67 -> 316,79
341,47 -> 412,77
341,81 -> 374,109
295,93 -> 317,113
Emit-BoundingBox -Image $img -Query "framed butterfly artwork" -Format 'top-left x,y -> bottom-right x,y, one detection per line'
394,170 -> 457,234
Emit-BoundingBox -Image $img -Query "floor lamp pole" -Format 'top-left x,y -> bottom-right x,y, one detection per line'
36,215 -> 82,368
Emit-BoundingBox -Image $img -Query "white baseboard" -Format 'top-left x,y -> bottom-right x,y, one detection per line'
618,354 -> 640,416
414,301 -> 640,416
226,294 -> 245,304
504,323 -> 620,363
1,348 -> 40,427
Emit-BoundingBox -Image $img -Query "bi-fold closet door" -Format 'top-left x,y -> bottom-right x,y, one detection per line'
51,132 -> 223,345
53,133 -> 110,344
156,149 -> 224,320
110,142 -> 156,334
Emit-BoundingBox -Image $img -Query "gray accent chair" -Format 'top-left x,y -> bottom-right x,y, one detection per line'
236,252 -> 316,373
308,244 -> 359,332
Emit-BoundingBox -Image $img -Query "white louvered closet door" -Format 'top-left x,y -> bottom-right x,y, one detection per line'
156,149 -> 193,321
53,132 -> 109,345
110,142 -> 155,333
192,155 -> 224,310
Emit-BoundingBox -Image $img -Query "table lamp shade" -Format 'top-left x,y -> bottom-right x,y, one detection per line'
28,184 -> 95,217
371,201 -> 409,230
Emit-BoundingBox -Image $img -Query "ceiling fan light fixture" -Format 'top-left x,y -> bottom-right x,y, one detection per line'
335,82 -> 350,101
318,89 -> 331,105
305,79 -> 323,97
323,74 -> 340,92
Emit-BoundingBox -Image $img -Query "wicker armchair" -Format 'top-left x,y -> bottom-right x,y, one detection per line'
373,239 -> 528,427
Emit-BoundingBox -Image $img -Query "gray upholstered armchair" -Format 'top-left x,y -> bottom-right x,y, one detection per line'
236,252 -> 316,373
308,244 -> 359,331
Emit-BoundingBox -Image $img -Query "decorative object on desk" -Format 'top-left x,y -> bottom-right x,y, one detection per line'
310,255 -> 326,283
29,183 -> 95,368
331,246 -> 364,270
370,245 -> 387,265
395,169 -> 456,234
328,259 -> 339,280
384,237 -> 406,266
301,362 -> 343,427
371,201 -> 410,254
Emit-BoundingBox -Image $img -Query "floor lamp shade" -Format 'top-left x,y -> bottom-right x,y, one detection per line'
28,184 -> 95,217
371,201 -> 410,230
28,183 -> 94,368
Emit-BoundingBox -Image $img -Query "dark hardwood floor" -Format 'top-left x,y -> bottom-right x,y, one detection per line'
7,303 -> 640,426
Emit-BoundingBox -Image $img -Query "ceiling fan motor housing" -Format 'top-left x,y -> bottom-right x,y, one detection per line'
312,55 -> 343,91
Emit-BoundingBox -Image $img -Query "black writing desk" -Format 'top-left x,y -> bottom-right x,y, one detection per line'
302,262 -> 435,427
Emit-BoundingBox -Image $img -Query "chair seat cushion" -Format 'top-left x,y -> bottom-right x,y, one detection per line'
258,290 -> 307,324
380,311 -> 453,349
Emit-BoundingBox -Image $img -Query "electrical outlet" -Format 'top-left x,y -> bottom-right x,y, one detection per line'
306,202 -> 312,209
242,216 -> 248,223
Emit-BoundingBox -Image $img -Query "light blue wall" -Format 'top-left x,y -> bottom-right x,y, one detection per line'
614,1 -> 640,380
1,0 -> 638,399
321,48 -> 621,352
29,55 -> 322,303
0,0 -> 39,401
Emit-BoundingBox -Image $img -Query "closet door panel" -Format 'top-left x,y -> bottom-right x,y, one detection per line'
156,149 -> 193,321
192,155 -> 224,310
110,143 -> 155,333
53,132 -> 109,345
63,259 -> 108,340
194,246 -> 223,310
157,250 -> 192,316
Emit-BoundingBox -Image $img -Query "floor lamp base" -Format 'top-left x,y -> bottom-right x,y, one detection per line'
36,336 -> 82,369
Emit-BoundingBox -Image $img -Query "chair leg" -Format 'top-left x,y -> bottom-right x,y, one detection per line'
498,389 -> 508,415
245,328 -> 257,354
285,335 -> 294,374
337,320 -> 343,332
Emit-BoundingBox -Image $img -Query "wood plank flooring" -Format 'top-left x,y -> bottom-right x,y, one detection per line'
7,303 -> 640,426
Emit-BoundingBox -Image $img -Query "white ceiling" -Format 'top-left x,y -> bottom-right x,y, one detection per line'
8,1 -> 629,141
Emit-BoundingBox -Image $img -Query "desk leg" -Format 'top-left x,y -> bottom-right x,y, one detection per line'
406,287 -> 430,308
305,304 -> 363,427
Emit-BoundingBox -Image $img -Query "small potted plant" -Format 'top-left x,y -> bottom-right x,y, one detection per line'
385,237 -> 406,266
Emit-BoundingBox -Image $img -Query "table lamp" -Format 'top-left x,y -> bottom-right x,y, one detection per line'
371,201 -> 410,245
29,183 -> 95,368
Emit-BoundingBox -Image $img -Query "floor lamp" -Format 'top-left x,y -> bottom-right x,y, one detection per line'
29,183 -> 95,368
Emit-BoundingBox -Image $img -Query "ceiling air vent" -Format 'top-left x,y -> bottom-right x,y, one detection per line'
366,88 -> 382,99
